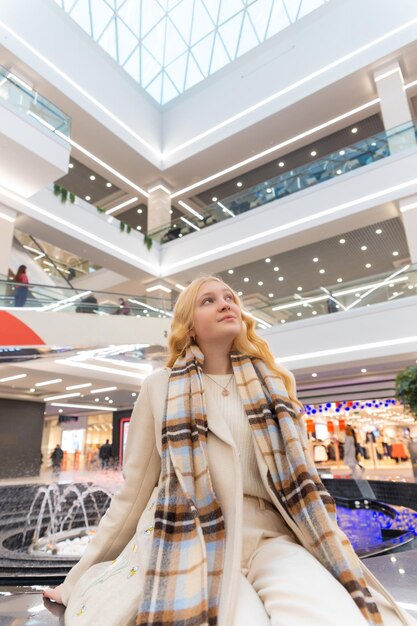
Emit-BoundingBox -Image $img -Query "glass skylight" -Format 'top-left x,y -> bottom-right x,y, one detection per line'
54,0 -> 329,105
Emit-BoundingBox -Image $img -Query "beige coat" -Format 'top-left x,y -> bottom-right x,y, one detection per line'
61,368 -> 412,626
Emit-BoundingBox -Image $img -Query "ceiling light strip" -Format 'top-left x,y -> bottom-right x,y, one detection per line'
277,336 -> 417,364
180,216 -> 200,231
0,20 -> 160,160
54,131 -> 149,199
177,201 -> 204,220
89,386 -> 118,393
165,15 -> 417,159
35,378 -> 63,387
164,177 -> 417,271
0,373 -> 27,382
105,197 -> 139,215
0,186 -> 157,272
44,392 -> 81,401
66,383 -> 92,390
170,99 -> 380,197
0,209 -> 16,223
55,359 -> 147,379
50,402 -> 118,411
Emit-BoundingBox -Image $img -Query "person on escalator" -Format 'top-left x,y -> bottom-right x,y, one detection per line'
13,265 -> 29,307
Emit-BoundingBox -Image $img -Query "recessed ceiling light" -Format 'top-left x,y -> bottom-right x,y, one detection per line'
106,182 -> 112,187
228,269 -> 234,274
319,269 -> 325,274
109,399 -> 113,404
85,195 -> 91,201
132,392 -> 137,397
236,181 -> 243,187
393,251 -> 399,256
351,127 -> 358,133
297,312 -> 302,317
310,150 -> 317,156
280,320 -> 286,324
312,311 -> 317,315
137,208 -> 143,214
278,276 -> 284,281
375,228 -> 382,234
273,266 -> 279,271
136,226 -> 142,230
361,245 -> 367,251
336,169 -> 342,175
278,161 -> 284,167
339,150 -> 345,156
243,277 -> 249,282
313,257 -> 319,262
90,175 -> 96,181
170,209 -> 173,214
105,396 -> 110,401
258,281 -> 263,286
58,408 -> 63,413
212,196 -> 217,202
68,163 -> 74,168
237,291 -> 243,296
339,238 -> 346,244
312,373 -> 317,377
268,293 -> 274,298
361,368 -> 367,373
265,258 -> 271,263
337,278 -> 343,283
178,233 -> 183,237
365,263 -> 371,268
355,292 -> 361,297
30,388 -> 35,392
95,398 -> 99,402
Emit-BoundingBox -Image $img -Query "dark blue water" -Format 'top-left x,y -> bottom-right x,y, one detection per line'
336,505 -> 417,553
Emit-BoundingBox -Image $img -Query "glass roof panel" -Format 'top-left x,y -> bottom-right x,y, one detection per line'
54,0 -> 330,104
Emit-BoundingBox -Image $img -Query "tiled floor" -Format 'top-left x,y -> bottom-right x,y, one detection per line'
0,550 -> 416,625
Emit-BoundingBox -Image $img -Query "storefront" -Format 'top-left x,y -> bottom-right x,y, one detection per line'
303,398 -> 417,475
42,412 -> 113,471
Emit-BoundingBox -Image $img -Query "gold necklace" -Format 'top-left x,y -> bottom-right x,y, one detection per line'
203,373 -> 234,396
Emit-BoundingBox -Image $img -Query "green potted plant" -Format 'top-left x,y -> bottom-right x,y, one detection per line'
395,365 -> 417,419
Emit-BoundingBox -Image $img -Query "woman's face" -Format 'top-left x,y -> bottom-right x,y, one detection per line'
192,280 -> 242,346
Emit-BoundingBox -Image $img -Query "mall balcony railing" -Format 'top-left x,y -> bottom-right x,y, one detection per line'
247,263 -> 417,329
0,64 -> 71,137
1,264 -> 416,327
149,120 -> 417,244
0,279 -> 174,318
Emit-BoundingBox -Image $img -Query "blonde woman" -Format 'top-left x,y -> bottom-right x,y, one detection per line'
44,277 -> 416,626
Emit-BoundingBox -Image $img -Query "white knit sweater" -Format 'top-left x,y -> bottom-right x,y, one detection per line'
202,373 -> 272,502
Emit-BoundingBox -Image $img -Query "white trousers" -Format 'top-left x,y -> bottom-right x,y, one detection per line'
233,495 -> 416,626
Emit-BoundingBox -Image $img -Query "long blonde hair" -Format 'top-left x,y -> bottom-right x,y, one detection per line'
166,276 -> 303,413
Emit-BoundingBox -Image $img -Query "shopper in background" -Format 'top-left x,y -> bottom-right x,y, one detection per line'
99,439 -> 113,469
344,425 -> 364,478
13,265 -> 29,307
50,444 -> 64,478
112,297 -> 130,315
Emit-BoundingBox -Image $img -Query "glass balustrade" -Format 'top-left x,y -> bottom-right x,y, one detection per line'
0,64 -> 71,137
0,279 -> 174,318
245,264 -> 417,328
150,120 -> 417,243
1,264 -> 415,326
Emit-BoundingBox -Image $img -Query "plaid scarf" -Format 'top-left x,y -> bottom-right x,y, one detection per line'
136,346 -> 381,626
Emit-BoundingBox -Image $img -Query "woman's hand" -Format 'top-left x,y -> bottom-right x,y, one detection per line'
43,584 -> 64,605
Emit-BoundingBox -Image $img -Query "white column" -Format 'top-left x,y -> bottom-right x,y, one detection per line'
399,195 -> 417,264
147,184 -> 171,234
0,204 -> 16,276
374,61 -> 415,154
